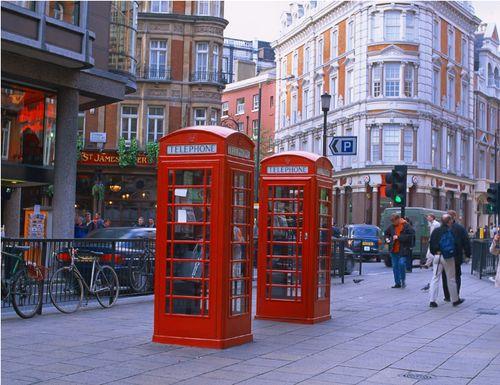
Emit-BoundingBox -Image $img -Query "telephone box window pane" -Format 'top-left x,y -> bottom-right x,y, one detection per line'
174,170 -> 207,185
172,298 -> 203,315
174,188 -> 205,204
317,188 -> 332,300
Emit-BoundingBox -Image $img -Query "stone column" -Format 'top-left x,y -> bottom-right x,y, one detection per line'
52,87 -> 79,238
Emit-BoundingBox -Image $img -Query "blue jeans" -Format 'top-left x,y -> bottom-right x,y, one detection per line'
391,253 -> 407,285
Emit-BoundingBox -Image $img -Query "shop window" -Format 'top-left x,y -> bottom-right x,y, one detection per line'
77,112 -> 85,145
194,108 -> 206,126
120,106 -> 138,141
147,106 -> 164,142
45,1 -> 80,25
2,118 -> 11,160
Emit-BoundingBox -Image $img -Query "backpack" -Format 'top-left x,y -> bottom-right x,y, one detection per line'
439,229 -> 456,259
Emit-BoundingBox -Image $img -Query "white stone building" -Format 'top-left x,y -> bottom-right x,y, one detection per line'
273,1 -> 480,228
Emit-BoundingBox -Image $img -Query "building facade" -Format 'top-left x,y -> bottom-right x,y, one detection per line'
221,71 -> 276,157
76,0 -> 228,226
223,37 -> 275,83
1,0 -> 135,237
473,23 -> 500,228
273,0 -> 480,228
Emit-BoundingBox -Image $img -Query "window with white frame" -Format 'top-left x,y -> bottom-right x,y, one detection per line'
433,19 -> 440,50
384,10 -> 400,40
120,106 -> 138,141
212,45 -> 219,78
383,125 -> 400,162
280,98 -> 286,128
302,87 -> 309,120
212,0 -> 221,17
194,108 -> 206,126
292,51 -> 298,76
196,0 -> 209,15
210,109 -> 218,125
195,42 -> 209,80
147,106 -> 164,142
2,118 -> 11,159
403,127 -> 413,162
252,94 -> 259,111
236,98 -> 245,114
372,64 -> 382,97
331,30 -> 338,58
490,107 -> 497,133
237,121 -> 244,132
347,20 -> 354,50
252,119 -> 258,139
221,102 -> 228,117
433,67 -> 440,105
461,81 -> 468,115
346,69 -> 354,103
460,137 -> 467,175
330,76 -> 337,109
405,11 -> 415,41
317,38 -> 324,66
404,65 -> 414,97
371,126 -> 381,161
446,132 -> 454,171
149,40 -> 168,79
461,38 -> 467,67
315,82 -> 323,115
479,102 -> 486,130
281,59 -> 287,78
385,63 -> 400,97
304,46 -> 310,73
447,28 -> 454,59
291,93 -> 298,124
77,112 -> 85,143
370,12 -> 381,42
448,74 -> 455,111
150,0 -> 170,13
431,129 -> 440,168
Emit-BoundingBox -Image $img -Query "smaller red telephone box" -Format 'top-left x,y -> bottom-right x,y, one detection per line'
153,126 -> 254,348
256,151 -> 333,324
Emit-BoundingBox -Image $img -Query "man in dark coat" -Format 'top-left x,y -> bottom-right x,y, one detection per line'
442,210 -> 471,301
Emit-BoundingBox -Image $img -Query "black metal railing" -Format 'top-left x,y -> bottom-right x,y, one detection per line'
190,71 -> 231,84
471,239 -> 497,279
1,238 -> 155,312
138,65 -> 171,81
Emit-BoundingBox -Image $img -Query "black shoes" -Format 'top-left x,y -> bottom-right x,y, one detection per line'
392,284 -> 401,288
443,298 -> 450,302
429,302 -> 438,308
453,299 -> 465,307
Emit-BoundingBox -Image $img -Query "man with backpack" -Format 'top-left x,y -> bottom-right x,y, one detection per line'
384,214 -> 415,288
429,214 -> 465,307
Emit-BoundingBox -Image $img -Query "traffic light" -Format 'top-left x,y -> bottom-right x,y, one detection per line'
385,165 -> 407,207
486,182 -> 499,215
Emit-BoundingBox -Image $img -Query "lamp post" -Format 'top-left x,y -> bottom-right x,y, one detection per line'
321,92 -> 331,157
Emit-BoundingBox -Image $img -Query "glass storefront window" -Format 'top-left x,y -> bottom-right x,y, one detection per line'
45,1 -> 80,25
1,83 -> 57,167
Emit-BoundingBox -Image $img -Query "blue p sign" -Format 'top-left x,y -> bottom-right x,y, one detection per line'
342,140 -> 353,153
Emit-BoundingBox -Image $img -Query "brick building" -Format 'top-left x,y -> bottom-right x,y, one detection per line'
221,70 -> 276,157
76,0 -> 228,226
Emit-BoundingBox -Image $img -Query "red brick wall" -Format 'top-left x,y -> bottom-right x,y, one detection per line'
171,40 -> 184,81
168,106 -> 182,132
172,1 -> 186,14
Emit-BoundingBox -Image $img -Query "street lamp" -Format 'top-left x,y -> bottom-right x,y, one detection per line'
321,92 -> 331,157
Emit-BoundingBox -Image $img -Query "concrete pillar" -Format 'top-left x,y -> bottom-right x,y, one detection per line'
52,87 -> 79,238
3,187 -> 22,237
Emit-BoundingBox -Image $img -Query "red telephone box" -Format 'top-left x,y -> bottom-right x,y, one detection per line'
153,126 -> 254,348
256,151 -> 333,324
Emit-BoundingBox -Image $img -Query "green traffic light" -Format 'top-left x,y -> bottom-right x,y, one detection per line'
394,195 -> 402,204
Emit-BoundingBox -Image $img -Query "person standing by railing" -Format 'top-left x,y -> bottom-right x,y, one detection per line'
489,232 -> 500,288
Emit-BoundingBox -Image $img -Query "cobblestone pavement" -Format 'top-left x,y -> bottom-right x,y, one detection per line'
2,264 -> 499,385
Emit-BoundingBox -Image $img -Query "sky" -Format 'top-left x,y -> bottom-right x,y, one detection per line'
224,0 -> 500,42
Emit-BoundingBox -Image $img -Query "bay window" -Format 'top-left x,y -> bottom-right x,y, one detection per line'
372,64 -> 381,97
212,45 -> 219,79
371,127 -> 381,161
384,63 -> 400,97
195,42 -> 209,80
384,11 -> 400,40
405,12 -> 415,41
147,106 -> 164,142
370,12 -> 381,42
403,127 -> 413,162
383,125 -> 400,162
120,106 -> 138,141
194,108 -> 206,126
404,65 -> 414,97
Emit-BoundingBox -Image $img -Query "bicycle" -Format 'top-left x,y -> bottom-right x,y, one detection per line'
127,241 -> 155,293
49,247 -> 120,314
1,245 -> 44,319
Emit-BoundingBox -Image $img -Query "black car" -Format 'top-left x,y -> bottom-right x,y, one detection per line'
344,224 -> 384,262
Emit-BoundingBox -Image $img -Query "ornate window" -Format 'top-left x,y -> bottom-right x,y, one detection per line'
405,11 -> 415,41
384,63 -> 400,97
372,64 -> 382,97
384,11 -> 400,40
383,125 -> 400,162
403,127 -> 413,162
371,126 -> 381,161
404,65 -> 414,97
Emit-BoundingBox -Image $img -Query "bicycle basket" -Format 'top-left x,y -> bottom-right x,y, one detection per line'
26,263 -> 47,281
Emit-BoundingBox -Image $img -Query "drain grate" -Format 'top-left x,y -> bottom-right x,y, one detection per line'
477,310 -> 498,315
402,372 -> 434,380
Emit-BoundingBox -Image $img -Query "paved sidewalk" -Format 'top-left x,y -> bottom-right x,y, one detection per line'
2,265 -> 499,385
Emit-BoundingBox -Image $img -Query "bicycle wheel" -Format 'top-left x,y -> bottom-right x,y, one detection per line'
128,254 -> 149,293
11,269 -> 43,319
49,266 -> 83,314
95,266 -> 119,308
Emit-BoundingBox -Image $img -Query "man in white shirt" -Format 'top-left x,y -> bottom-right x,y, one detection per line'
421,214 -> 441,291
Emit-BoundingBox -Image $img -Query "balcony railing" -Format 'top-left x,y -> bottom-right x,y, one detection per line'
190,71 -> 231,84
138,65 -> 171,81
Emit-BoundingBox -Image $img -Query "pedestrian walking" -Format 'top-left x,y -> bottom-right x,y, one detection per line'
384,213 -> 415,288
441,210 -> 470,302
429,214 -> 464,307
421,214 -> 441,291
489,232 -> 500,288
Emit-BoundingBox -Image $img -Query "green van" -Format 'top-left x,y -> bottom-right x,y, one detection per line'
379,207 -> 446,267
